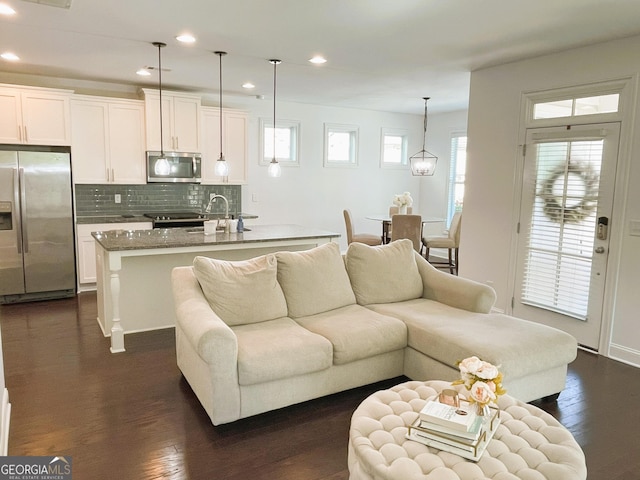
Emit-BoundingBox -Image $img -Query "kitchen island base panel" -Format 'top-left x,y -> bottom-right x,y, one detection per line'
94,227 -> 338,352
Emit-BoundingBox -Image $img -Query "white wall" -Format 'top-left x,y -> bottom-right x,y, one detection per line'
464,35 -> 640,366
220,95 -> 460,251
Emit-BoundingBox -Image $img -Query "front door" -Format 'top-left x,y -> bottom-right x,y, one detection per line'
512,123 -> 620,351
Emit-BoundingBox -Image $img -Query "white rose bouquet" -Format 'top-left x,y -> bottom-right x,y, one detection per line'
452,356 -> 506,414
393,191 -> 413,207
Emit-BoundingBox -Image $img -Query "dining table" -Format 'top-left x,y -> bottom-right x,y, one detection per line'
365,214 -> 445,244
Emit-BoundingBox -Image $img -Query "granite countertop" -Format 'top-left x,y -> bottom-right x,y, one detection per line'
91,224 -> 340,251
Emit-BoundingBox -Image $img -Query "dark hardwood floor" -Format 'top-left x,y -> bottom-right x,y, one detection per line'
0,293 -> 639,480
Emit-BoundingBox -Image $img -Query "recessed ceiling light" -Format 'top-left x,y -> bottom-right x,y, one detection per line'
309,56 -> 327,64
242,82 -> 255,89
176,34 -> 196,44
136,68 -> 151,76
1,52 -> 20,61
0,4 -> 16,15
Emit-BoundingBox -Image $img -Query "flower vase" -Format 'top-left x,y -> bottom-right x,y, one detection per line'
476,403 -> 490,416
399,205 -> 408,214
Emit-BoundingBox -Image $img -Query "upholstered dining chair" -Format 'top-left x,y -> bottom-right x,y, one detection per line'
343,209 -> 382,246
390,214 -> 422,252
422,212 -> 462,275
385,206 -> 413,243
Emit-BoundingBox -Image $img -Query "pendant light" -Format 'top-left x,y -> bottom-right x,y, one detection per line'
267,59 -> 282,178
152,41 -> 170,176
214,51 -> 229,177
410,97 -> 438,176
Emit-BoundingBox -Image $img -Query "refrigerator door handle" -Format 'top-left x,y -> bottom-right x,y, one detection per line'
19,167 -> 28,254
13,168 -> 23,254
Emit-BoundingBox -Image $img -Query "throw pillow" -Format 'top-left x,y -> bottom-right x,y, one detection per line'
345,239 -> 423,305
193,254 -> 288,326
276,242 -> 356,318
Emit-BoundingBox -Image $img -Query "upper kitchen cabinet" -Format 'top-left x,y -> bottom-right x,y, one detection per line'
141,89 -> 201,153
201,107 -> 248,184
0,84 -> 72,145
71,96 -> 146,184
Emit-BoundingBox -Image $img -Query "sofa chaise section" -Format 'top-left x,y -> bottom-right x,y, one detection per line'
344,240 -> 578,403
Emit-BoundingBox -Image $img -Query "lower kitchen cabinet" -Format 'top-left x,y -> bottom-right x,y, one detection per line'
76,222 -> 152,289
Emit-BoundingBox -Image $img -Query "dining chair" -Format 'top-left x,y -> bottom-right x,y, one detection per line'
422,212 -> 462,275
390,214 -> 422,252
343,209 -> 382,246
385,206 -> 413,243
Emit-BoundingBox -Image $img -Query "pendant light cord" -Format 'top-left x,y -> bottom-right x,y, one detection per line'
272,60 -> 277,161
218,52 -> 224,159
422,97 -> 430,151
153,42 -> 166,156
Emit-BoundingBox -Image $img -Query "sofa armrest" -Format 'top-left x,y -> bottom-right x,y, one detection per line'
414,252 -> 497,313
172,267 -> 239,363
172,266 -> 241,424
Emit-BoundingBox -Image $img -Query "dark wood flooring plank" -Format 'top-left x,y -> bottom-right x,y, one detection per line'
1,293 -> 640,479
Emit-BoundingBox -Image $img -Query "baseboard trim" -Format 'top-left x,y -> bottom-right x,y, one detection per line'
608,343 -> 640,368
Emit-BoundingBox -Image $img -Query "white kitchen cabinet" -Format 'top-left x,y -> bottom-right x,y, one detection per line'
76,222 -> 152,289
0,84 -> 72,145
71,96 -> 146,184
201,107 -> 248,184
141,89 -> 201,153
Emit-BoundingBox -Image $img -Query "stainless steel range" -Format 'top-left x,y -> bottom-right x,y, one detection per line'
143,211 -> 207,229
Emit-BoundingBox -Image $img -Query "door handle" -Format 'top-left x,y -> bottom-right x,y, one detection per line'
19,167 -> 28,253
595,246 -> 605,254
597,217 -> 609,240
13,168 -> 22,254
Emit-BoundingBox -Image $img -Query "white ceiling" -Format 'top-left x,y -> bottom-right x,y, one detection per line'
2,0 -> 640,115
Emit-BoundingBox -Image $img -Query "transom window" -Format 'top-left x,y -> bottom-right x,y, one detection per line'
526,80 -> 627,127
533,94 -> 620,120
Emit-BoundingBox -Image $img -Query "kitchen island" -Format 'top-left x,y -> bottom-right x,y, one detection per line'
93,224 -> 340,353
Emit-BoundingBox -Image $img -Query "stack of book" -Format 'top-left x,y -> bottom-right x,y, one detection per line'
406,398 -> 500,462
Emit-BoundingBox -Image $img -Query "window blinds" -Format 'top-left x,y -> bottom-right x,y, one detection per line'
521,139 -> 603,320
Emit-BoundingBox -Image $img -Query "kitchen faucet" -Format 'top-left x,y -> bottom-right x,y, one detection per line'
205,194 -> 230,231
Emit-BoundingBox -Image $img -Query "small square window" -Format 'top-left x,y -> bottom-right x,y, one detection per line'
259,118 -> 300,167
324,123 -> 358,168
380,128 -> 408,168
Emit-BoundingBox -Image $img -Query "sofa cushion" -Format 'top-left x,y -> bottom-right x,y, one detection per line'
295,304 -> 407,365
368,299 -> 578,380
345,239 -> 423,305
231,317 -> 333,386
193,255 -> 287,326
276,242 -> 356,318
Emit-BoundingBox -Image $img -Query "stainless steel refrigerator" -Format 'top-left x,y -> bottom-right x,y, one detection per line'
0,146 -> 76,303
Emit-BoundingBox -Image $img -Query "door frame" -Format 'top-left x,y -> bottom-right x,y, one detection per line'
506,78 -> 635,354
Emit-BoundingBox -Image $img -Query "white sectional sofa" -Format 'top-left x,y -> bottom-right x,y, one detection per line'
171,239 -> 577,426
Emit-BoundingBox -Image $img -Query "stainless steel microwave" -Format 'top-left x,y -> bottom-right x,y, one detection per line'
146,151 -> 202,183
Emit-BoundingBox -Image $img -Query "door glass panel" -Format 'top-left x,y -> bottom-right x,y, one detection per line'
521,139 -> 603,319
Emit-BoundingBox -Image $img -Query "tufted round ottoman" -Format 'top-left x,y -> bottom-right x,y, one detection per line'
348,380 -> 586,480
